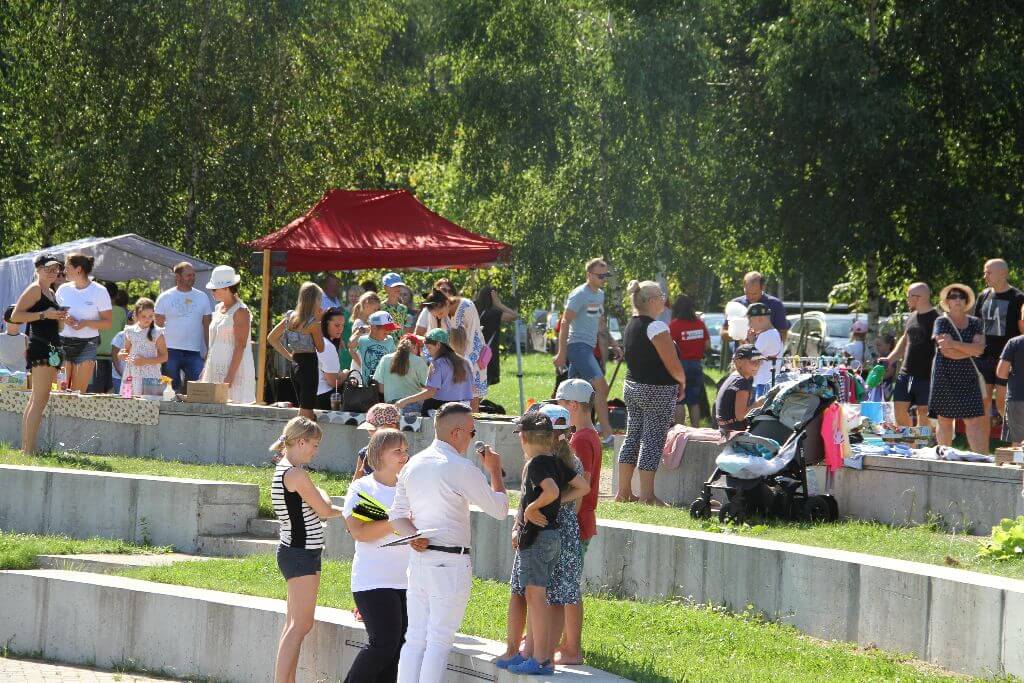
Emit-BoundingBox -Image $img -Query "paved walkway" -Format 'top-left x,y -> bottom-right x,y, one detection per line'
0,657 -> 188,682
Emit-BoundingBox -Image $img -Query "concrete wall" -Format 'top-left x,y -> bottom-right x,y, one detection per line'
0,402 -> 529,486
463,509 -> 1024,678
613,436 -> 1024,535
0,465 -> 257,553
0,569 -> 628,682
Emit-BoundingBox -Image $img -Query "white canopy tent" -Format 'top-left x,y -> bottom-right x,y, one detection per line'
0,234 -> 216,314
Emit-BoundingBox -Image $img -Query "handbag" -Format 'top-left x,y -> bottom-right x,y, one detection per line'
341,371 -> 381,413
477,334 -> 494,369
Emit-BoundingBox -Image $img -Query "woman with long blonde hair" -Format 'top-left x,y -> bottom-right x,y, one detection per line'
269,282 -> 326,420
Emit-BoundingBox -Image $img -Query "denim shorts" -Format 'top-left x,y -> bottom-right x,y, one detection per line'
518,528 -> 561,588
567,342 -> 602,382
276,544 -> 322,580
679,359 -> 704,405
61,336 -> 99,364
893,372 -> 930,406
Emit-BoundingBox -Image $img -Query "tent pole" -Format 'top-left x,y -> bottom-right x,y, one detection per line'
256,250 -> 271,405
510,267 -> 526,415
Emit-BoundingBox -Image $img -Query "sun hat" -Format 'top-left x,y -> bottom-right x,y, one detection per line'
358,403 -> 402,431
851,320 -> 868,334
367,310 -> 400,331
382,273 -> 406,289
537,403 -> 571,430
555,378 -> 595,404
746,302 -> 770,318
939,283 -> 976,312
206,265 -> 241,289
424,328 -> 449,345
33,254 -> 62,269
733,344 -> 764,361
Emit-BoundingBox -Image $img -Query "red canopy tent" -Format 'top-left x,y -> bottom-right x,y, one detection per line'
246,189 -> 520,407
249,189 -> 511,271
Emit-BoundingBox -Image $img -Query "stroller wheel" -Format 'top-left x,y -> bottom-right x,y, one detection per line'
797,496 -> 832,523
718,502 -> 746,525
689,498 -> 712,520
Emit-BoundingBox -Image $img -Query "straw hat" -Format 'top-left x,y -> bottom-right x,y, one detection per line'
938,283 -> 976,312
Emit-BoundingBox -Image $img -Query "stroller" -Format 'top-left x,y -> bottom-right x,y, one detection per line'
690,375 -> 840,525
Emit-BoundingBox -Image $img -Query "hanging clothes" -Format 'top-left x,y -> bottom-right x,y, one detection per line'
820,403 -> 846,473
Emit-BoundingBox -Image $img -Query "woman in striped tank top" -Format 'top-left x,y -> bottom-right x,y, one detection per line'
270,416 -> 343,683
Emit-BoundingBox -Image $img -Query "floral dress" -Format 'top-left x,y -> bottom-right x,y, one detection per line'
123,324 -> 164,394
510,456 -> 584,605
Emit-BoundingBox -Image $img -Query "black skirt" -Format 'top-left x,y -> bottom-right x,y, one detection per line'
290,352 -> 320,410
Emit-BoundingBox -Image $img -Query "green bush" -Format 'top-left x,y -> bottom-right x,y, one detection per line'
979,516 -> 1024,560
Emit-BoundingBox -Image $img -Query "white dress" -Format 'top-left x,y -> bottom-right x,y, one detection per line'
123,324 -> 164,394
201,300 -> 256,404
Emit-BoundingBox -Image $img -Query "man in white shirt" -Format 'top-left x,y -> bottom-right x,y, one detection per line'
389,402 -> 508,683
155,262 -> 213,392
321,272 -> 342,310
745,302 -> 782,398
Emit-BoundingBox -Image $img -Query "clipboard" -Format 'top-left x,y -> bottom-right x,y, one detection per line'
378,528 -> 438,548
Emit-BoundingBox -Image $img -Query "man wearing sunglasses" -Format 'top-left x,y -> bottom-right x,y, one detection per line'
883,282 -> 938,427
553,258 -> 622,446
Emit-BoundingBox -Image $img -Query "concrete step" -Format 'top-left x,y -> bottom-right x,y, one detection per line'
198,534 -> 277,558
247,517 -> 279,538
35,553 -> 205,574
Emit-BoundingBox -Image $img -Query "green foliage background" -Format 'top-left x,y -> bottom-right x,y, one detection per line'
2,0 -> 1022,315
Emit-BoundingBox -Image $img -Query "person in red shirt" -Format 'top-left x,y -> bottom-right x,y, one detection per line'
668,295 -> 710,426
554,378 -> 601,665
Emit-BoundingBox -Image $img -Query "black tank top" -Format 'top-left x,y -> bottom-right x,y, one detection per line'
26,291 -> 61,345
623,315 -> 676,386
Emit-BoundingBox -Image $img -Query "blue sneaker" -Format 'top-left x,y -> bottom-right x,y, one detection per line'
495,653 -> 526,670
509,657 -> 555,675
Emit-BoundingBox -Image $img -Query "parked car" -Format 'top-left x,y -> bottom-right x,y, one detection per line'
700,312 -> 725,362
784,312 -> 828,357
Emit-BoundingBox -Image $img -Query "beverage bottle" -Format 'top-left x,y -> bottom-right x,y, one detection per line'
865,362 -> 886,388
120,370 -> 133,398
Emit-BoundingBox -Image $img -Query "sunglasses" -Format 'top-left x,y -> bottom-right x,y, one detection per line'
594,272 -> 611,280
946,293 -> 967,301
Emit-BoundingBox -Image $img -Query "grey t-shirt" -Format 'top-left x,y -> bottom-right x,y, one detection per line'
999,335 -> 1024,402
565,284 -> 605,347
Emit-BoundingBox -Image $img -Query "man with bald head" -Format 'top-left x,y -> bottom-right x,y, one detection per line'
389,401 -> 508,683
885,283 -> 938,427
724,271 -> 790,343
974,259 -> 1024,426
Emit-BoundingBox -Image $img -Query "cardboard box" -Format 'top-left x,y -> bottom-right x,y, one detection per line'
995,447 -> 1024,467
185,382 -> 229,404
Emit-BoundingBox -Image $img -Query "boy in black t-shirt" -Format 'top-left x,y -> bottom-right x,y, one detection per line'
715,344 -> 763,433
499,410 -> 583,676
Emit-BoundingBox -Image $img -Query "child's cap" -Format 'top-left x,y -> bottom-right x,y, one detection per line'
367,311 -> 400,331
555,378 -> 594,404
746,302 -> 770,318
851,320 -> 868,334
537,403 -> 571,430
358,403 -> 401,431
513,411 -> 554,434
733,344 -> 764,361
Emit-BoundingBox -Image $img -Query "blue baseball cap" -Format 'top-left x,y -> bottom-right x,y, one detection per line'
382,273 -> 406,289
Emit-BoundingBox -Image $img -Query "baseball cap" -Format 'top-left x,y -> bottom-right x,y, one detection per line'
382,272 -> 406,289
34,254 -> 62,269
424,328 -> 449,345
367,311 -> 400,331
746,302 -> 770,318
513,411 -> 555,434
555,378 -> 594,404
537,404 -> 571,430
851,320 -> 868,334
733,344 -> 764,361
358,403 -> 401,430
401,333 -> 424,353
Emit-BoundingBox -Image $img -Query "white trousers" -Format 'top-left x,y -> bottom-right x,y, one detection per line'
396,551 -> 473,683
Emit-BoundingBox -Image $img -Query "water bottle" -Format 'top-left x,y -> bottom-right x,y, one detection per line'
120,371 -> 133,398
162,382 -> 176,401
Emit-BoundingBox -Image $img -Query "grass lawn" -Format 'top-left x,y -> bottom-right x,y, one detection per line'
120,555 -> 976,683
0,531 -> 169,570
0,447 -> 351,518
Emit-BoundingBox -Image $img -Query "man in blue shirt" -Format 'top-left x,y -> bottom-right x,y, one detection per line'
724,271 -> 790,343
553,258 -> 622,445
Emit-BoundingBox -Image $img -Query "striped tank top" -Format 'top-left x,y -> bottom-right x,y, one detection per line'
271,462 -> 325,550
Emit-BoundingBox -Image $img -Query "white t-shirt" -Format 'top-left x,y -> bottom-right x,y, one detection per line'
316,344 -> 342,395
753,328 -> 783,386
415,307 -> 431,330
845,340 -> 866,366
343,476 -> 410,592
56,280 -> 112,339
0,332 -> 27,371
155,287 -> 213,352
646,320 -> 670,340
110,330 -> 126,380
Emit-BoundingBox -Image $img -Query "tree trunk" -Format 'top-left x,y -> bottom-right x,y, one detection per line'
183,0 -> 211,253
866,251 -> 880,345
